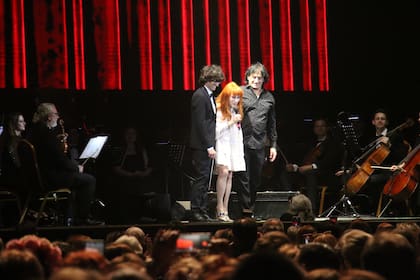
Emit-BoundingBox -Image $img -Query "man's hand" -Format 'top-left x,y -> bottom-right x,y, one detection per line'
269,147 -> 277,162
208,148 -> 216,159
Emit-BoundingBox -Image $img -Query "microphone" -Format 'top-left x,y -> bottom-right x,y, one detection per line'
233,108 -> 241,129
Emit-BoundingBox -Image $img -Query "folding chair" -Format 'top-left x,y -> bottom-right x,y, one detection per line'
17,139 -> 72,226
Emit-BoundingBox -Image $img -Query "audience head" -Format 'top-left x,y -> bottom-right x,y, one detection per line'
261,218 -> 285,233
62,249 -> 109,272
113,235 -> 143,257
107,267 -> 152,280
287,194 -> 314,222
297,242 -> 341,272
305,268 -> 340,280
231,252 -> 304,280
231,217 -> 259,256
335,229 -> 373,269
253,231 -> 290,254
311,231 -> 337,249
340,268 -> 385,280
297,224 -> 317,244
286,224 -> 300,244
361,231 -> 416,280
0,249 -> 44,280
165,256 -> 203,280
104,243 -> 136,261
125,226 -> 148,254
6,234 -> 62,278
392,222 -> 420,251
49,266 -> 103,280
108,252 -> 147,274
347,218 -> 372,234
200,253 -> 238,280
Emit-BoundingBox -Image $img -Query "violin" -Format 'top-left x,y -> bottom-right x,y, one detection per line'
57,119 -> 68,154
303,141 -> 322,165
382,144 -> 420,201
345,118 -> 414,195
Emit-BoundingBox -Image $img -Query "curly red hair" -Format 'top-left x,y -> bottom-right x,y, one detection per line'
216,81 -> 243,121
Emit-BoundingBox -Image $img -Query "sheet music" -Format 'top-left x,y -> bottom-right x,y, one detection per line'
79,135 -> 108,159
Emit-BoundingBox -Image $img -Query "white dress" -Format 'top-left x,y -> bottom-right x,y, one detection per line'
215,110 -> 246,171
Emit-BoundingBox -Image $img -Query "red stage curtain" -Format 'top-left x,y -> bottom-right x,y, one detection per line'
0,0 -> 329,92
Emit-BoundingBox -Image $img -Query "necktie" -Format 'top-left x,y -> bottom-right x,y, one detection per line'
209,93 -> 216,113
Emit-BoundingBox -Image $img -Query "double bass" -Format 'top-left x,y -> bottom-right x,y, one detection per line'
382,144 -> 420,201
345,119 -> 414,195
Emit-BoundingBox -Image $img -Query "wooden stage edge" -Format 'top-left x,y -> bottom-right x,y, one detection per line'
2,215 -> 420,243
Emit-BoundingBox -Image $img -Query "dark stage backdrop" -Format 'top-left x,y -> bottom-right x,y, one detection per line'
0,0 -> 419,145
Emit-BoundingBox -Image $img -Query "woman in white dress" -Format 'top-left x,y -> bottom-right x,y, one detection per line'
215,81 -> 246,221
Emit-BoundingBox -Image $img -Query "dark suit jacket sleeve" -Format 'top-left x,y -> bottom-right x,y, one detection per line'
32,124 -> 79,172
315,137 -> 345,175
191,89 -> 215,149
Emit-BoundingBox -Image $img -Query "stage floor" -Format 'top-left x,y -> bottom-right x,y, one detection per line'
1,215 -> 420,243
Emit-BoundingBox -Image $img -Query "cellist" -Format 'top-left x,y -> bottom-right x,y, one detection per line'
357,108 -> 409,215
389,111 -> 420,214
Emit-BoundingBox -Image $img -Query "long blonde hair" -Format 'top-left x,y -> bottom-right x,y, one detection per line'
216,81 -> 243,121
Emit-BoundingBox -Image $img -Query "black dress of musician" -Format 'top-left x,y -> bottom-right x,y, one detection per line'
110,127 -> 158,223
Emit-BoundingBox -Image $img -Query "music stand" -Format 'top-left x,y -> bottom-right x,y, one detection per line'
79,135 -> 108,165
319,112 -> 362,218
164,143 -> 198,197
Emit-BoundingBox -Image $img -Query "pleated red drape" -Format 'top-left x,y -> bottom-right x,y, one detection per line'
0,0 -> 329,92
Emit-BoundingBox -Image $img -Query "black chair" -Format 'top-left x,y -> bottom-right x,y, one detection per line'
0,186 -> 22,226
17,139 -> 72,226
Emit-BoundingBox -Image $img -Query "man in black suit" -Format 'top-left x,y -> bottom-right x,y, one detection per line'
189,65 -> 225,221
27,103 -> 103,225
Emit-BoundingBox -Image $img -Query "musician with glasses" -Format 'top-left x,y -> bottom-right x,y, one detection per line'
27,103 -> 104,225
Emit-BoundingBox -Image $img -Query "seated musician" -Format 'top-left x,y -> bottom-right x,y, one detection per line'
27,103 -> 104,225
357,108 -> 409,215
286,117 -> 345,214
388,111 -> 420,215
110,126 -> 162,223
0,112 -> 26,226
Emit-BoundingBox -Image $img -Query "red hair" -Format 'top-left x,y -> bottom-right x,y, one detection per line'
216,81 -> 244,121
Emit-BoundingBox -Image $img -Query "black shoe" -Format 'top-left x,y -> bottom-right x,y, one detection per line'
201,213 -> 217,222
242,209 -> 254,218
190,212 -> 206,222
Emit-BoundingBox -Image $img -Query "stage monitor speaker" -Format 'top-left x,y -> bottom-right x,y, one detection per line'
208,191 -> 298,220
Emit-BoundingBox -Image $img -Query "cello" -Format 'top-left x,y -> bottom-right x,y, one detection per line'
345,118 -> 414,195
382,144 -> 420,201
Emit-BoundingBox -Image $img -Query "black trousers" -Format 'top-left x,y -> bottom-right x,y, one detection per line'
190,149 -> 211,214
71,172 -> 96,220
235,147 -> 265,213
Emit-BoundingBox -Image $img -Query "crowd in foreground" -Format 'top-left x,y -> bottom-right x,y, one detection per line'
1,217 -> 420,280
